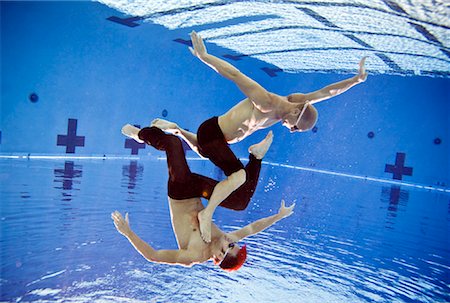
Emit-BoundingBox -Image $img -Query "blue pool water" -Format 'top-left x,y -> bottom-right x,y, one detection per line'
1,158 -> 449,302
1,1 -> 449,302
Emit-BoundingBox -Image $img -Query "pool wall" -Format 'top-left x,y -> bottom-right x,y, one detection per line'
1,1 -> 449,188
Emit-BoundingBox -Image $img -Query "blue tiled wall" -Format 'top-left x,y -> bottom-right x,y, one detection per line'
1,1 -> 449,187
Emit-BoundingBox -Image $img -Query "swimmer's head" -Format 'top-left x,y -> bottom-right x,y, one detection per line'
213,235 -> 247,272
282,101 -> 318,133
218,244 -> 247,272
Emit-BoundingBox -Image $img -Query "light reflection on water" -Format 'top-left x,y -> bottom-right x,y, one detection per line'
0,158 -> 449,303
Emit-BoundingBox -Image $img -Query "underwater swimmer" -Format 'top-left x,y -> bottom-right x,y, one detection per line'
122,124 -> 273,243
113,125 -> 294,271
155,30 -> 367,141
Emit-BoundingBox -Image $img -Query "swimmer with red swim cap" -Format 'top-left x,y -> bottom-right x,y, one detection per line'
112,202 -> 292,272
113,125 -> 295,271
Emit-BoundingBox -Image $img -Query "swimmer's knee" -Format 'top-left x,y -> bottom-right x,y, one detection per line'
228,169 -> 246,188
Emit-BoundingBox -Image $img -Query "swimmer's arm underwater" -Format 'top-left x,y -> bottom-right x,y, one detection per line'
111,211 -> 197,266
301,57 -> 368,105
189,31 -> 273,113
228,200 -> 295,241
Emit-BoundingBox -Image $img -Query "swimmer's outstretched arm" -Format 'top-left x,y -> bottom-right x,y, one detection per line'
111,211 -> 197,266
228,200 -> 295,241
189,31 -> 273,113
151,118 -> 204,158
300,57 -> 368,105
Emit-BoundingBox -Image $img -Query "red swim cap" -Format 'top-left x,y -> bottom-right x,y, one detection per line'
220,244 -> 247,272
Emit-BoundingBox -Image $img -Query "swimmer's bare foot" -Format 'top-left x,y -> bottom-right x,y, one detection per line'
121,124 -> 144,143
198,209 -> 213,243
249,130 -> 273,159
151,118 -> 178,133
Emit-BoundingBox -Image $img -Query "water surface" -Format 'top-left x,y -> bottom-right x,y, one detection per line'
1,158 -> 448,302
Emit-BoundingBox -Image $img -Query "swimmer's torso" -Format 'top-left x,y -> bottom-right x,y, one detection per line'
168,197 -> 218,262
168,197 -> 204,250
218,98 -> 278,143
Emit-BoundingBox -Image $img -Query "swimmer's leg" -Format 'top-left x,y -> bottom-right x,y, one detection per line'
151,118 -> 203,158
138,126 -> 191,184
198,169 -> 246,243
198,131 -> 273,241
122,124 -> 144,143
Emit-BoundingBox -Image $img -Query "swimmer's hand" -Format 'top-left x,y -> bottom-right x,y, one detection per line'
189,31 -> 207,59
277,200 -> 295,219
111,211 -> 132,237
356,57 -> 368,83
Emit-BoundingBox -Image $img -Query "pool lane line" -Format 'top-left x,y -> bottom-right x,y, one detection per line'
185,157 -> 450,193
1,154 -> 448,193
259,160 -> 450,194
0,155 -> 140,160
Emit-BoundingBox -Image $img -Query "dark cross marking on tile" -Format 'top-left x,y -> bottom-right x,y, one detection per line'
382,0 -> 407,14
0,130 -> 2,144
57,119 -> 85,154
107,16 -> 143,27
261,67 -> 283,77
223,54 -> 247,61
381,185 -> 409,217
385,152 -> 413,180
125,124 -> 145,155
173,39 -> 193,46
54,161 -> 83,202
122,160 -> 144,190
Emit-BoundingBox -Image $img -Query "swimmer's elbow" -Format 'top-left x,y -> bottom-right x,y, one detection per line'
149,249 -> 195,266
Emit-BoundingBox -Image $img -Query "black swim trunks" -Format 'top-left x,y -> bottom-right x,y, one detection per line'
197,116 -> 244,176
138,126 -> 261,211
